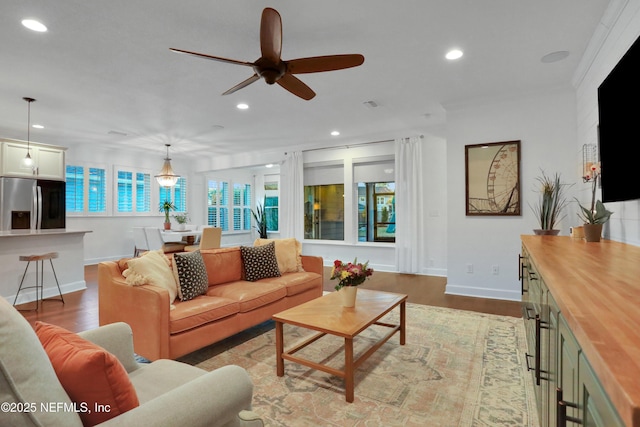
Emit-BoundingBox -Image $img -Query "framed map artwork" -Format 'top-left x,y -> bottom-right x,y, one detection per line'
465,140 -> 521,216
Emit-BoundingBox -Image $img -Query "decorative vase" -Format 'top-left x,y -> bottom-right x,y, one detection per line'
339,286 -> 358,307
533,229 -> 560,236
163,222 -> 171,230
583,223 -> 603,242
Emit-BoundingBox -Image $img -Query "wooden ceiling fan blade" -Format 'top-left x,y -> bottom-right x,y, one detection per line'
260,8 -> 282,64
286,54 -> 365,74
276,74 -> 316,100
222,74 -> 260,95
170,48 -> 253,67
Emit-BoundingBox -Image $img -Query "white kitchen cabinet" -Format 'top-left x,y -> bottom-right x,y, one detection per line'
0,139 -> 66,181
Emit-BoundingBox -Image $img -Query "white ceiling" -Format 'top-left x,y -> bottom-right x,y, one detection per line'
0,0 -> 610,160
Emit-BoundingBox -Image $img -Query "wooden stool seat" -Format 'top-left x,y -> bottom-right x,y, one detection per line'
19,252 -> 59,262
13,252 -> 64,311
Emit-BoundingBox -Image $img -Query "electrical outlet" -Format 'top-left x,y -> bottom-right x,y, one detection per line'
466,264 -> 473,274
492,265 -> 499,275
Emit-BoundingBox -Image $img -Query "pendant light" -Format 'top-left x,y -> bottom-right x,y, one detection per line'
21,97 -> 36,168
155,144 -> 180,187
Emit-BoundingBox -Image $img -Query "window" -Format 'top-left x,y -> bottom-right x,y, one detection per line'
358,182 -> 395,242
207,179 -> 251,232
116,168 -> 151,214
159,177 -> 187,212
303,184 -> 344,240
207,180 -> 229,231
65,164 -> 107,214
233,183 -> 251,231
303,163 -> 344,241
264,180 -> 279,232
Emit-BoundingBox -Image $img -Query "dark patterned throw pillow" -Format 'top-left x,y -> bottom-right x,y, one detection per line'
173,250 -> 209,301
241,241 -> 281,282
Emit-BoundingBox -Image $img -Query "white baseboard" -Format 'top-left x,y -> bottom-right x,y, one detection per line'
445,283 -> 522,302
10,280 -> 87,305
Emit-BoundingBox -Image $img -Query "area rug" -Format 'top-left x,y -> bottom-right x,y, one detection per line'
178,304 -> 538,427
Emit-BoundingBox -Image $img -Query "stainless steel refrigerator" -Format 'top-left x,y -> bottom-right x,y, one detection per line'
0,177 -> 66,231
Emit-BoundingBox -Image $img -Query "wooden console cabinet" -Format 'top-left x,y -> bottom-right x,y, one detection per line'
521,235 -> 640,427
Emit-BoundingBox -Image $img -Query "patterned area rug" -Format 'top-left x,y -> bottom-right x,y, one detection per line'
178,304 -> 538,427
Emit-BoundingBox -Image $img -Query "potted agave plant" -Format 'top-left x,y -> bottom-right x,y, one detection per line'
575,165 -> 613,242
159,201 -> 176,230
530,170 -> 572,236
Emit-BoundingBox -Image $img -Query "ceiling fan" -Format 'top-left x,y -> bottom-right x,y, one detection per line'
170,7 -> 364,100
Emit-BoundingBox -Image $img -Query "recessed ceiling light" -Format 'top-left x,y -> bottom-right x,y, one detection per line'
265,164 -> 274,168
236,103 -> 249,110
331,130 -> 340,136
32,124 -> 44,129
22,19 -> 47,32
445,49 -> 464,60
541,51 -> 570,63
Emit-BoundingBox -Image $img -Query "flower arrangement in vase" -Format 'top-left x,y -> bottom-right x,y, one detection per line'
331,258 -> 373,307
331,258 -> 374,290
575,164 -> 613,242
530,170 -> 572,235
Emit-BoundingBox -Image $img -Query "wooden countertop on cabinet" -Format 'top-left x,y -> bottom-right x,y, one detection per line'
521,235 -> 640,427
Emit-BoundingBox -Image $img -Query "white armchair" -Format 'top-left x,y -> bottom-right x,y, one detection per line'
0,297 -> 263,427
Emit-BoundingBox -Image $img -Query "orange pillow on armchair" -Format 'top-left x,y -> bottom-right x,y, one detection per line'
35,322 -> 139,426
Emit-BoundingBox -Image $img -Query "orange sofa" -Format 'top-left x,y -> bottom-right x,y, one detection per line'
98,247 -> 323,361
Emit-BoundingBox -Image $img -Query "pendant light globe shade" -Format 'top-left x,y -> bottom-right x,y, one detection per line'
22,97 -> 36,169
21,152 -> 34,168
155,144 -> 180,187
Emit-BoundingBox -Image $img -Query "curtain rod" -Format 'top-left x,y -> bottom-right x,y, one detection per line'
300,135 -> 423,154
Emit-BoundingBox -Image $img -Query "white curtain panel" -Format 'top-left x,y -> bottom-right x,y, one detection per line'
395,136 -> 424,273
280,151 -> 304,240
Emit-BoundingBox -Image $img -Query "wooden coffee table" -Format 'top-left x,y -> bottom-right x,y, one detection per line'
272,289 -> 407,402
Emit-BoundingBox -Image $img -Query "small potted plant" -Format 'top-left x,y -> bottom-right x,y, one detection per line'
330,258 -> 373,307
172,212 -> 189,231
530,170 -> 572,235
575,164 -> 613,242
159,201 -> 176,230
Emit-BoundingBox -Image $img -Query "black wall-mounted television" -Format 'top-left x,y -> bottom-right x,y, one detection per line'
597,34 -> 640,203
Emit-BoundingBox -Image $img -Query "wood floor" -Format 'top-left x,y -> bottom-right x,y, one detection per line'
17,265 -> 523,333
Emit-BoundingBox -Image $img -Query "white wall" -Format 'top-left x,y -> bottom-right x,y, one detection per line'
574,0 -> 640,246
445,89 -> 577,300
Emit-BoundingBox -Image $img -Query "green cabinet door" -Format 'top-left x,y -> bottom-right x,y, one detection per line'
545,292 -> 559,427
579,353 -> 624,427
558,315 -> 580,423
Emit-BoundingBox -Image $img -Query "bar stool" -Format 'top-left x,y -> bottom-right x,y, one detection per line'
13,252 -> 65,311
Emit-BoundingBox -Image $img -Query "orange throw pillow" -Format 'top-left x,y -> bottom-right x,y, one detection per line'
35,322 -> 139,426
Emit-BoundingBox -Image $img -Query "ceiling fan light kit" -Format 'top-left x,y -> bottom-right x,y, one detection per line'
170,7 -> 364,100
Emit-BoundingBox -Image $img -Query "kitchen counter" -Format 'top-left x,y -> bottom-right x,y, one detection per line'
0,229 -> 92,304
0,228 -> 91,238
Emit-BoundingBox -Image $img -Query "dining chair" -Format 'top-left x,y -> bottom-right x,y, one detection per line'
144,227 -> 186,254
185,227 -> 222,252
133,227 -> 149,257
